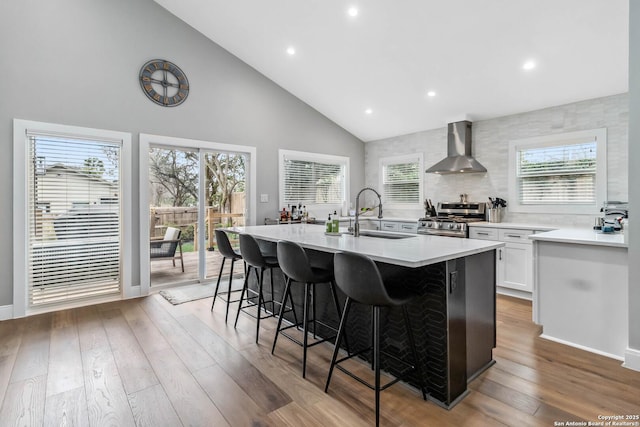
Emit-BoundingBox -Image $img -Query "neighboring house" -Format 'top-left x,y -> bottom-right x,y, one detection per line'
34,164 -> 119,240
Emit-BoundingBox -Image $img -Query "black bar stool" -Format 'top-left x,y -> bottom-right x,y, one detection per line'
210,229 -> 244,323
272,240 -> 345,378
234,233 -> 284,343
325,251 -> 428,427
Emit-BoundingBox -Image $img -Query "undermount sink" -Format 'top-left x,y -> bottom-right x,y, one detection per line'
357,230 -> 416,240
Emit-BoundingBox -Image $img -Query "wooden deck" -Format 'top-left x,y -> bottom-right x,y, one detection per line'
150,250 -> 242,287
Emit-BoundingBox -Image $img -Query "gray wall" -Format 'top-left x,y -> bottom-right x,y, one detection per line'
0,0 -> 364,306
628,1 -> 639,366
365,93 -> 628,228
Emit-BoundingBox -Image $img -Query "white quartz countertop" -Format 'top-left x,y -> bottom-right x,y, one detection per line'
529,228 -> 627,248
468,222 -> 556,231
224,224 -> 504,268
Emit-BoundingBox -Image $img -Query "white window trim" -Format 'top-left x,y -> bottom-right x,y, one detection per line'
139,134 -> 257,296
278,149 -> 350,215
378,153 -> 424,209
13,119 -> 132,317
508,128 -> 607,215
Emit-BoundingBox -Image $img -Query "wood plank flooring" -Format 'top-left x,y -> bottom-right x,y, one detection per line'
0,294 -> 639,426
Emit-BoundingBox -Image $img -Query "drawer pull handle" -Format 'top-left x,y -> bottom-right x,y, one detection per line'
506,234 -> 521,238
477,232 -> 489,235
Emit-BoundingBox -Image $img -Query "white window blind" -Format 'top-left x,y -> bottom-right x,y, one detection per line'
281,154 -> 345,205
28,134 -> 122,306
382,161 -> 420,204
517,141 -> 597,204
380,154 -> 423,206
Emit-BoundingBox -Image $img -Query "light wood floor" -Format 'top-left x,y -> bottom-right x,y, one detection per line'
0,294 -> 639,426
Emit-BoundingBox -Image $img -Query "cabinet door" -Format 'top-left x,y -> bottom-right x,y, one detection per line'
497,242 -> 533,292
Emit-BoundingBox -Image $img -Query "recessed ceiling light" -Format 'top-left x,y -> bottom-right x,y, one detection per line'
427,91 -> 436,97
365,108 -> 373,115
286,46 -> 296,55
522,60 -> 536,70
347,7 -> 358,17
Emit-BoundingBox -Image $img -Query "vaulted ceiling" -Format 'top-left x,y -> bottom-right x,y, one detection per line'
155,0 -> 629,141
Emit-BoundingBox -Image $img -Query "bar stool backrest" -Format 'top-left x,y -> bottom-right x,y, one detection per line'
215,229 -> 240,259
239,233 -> 268,268
333,251 -> 394,307
277,240 -> 314,283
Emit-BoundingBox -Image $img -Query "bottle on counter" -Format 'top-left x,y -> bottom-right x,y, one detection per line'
326,214 -> 333,233
332,215 -> 339,233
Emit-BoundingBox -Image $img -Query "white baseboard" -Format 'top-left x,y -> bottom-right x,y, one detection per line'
623,347 -> 640,372
539,334 -> 625,361
496,287 -> 532,301
0,305 -> 14,321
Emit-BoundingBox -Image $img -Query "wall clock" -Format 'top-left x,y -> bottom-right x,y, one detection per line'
139,59 -> 189,107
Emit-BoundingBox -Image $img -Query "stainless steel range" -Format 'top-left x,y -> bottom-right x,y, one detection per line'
417,202 -> 486,238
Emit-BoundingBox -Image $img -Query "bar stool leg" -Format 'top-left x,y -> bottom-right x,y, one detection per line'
224,258 -> 236,323
373,306 -> 381,427
370,308 -> 376,371
211,257 -> 227,311
325,297 -> 352,392
269,267 -> 276,313
234,265 -> 251,328
302,282 -> 311,378
256,268 -> 264,344
271,276 -> 293,354
329,281 -> 350,355
402,305 -> 428,400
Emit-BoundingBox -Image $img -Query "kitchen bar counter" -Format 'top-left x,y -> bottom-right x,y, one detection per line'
226,223 -> 502,408
225,223 -> 503,267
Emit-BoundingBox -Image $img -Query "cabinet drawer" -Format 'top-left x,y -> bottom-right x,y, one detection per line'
469,227 -> 498,240
398,222 -> 418,233
380,221 -> 399,232
498,229 -> 535,243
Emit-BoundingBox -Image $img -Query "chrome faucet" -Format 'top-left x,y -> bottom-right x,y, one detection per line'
353,187 -> 383,237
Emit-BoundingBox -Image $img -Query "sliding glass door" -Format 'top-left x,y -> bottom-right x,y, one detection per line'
143,136 -> 252,290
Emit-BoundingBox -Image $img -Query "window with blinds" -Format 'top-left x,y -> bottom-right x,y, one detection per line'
517,142 -> 596,204
380,154 -> 423,205
280,150 -> 347,206
27,134 -> 122,306
508,128 -> 607,214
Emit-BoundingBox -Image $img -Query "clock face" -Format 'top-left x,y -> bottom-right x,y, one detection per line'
139,59 -> 189,107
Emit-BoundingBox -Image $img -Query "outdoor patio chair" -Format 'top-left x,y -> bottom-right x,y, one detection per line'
150,226 -> 184,272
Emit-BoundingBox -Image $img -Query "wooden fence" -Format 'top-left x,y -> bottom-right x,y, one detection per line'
150,193 -> 245,250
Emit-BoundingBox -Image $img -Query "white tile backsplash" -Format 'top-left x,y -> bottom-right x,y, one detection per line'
365,93 -> 629,227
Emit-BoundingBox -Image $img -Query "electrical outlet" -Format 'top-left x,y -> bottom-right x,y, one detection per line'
260,194 -> 269,203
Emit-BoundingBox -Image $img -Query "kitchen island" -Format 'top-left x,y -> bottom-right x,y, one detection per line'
531,229 -> 629,360
225,223 -> 503,408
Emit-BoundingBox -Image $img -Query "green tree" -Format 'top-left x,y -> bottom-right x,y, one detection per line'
204,153 -> 245,213
83,157 -> 105,177
149,148 -> 198,207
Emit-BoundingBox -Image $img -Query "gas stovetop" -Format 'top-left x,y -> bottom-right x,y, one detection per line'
417,201 -> 486,237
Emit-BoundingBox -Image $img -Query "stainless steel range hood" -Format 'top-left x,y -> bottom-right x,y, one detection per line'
425,121 -> 487,174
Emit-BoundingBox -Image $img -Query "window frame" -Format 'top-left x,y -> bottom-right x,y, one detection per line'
378,153 -> 424,209
508,128 -> 607,215
13,119 -> 132,317
278,149 -> 350,215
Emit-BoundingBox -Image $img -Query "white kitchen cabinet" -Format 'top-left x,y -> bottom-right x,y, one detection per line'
379,220 -> 418,233
470,226 -> 537,299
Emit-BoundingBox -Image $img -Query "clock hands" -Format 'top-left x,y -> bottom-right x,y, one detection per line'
148,77 -> 180,88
